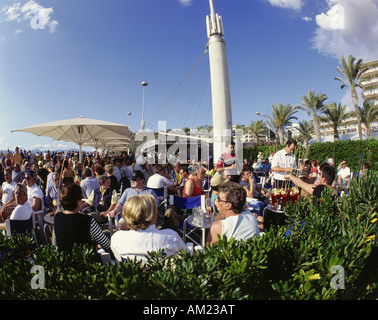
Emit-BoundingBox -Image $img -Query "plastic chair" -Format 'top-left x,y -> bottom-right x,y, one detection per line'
33,200 -> 48,245
5,216 -> 33,237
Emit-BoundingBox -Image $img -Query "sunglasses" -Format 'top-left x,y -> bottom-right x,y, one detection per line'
216,197 -> 228,203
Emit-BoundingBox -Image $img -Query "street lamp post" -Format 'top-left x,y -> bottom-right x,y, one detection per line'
141,81 -> 148,130
127,112 -> 131,128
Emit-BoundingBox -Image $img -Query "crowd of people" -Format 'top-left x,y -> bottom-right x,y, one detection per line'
0,141 -> 371,263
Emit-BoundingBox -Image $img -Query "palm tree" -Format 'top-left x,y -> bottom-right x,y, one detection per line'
182,127 -> 191,135
246,120 -> 267,144
298,90 -> 328,143
296,120 -> 314,149
359,100 -> 378,138
263,103 -> 299,145
321,103 -> 352,141
335,55 -> 367,140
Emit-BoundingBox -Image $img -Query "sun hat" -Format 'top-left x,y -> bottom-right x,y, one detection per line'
210,174 -> 229,187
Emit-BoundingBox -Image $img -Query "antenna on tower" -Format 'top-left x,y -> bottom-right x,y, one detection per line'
206,0 -> 224,38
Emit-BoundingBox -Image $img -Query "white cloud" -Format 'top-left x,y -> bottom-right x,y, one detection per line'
316,3 -> 345,30
1,0 -> 58,33
266,0 -> 303,11
179,0 -> 194,7
301,16 -> 312,22
312,0 -> 378,61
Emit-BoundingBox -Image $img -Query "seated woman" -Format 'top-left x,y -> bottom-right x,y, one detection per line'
182,165 -> 205,198
110,194 -> 188,262
53,183 -> 110,254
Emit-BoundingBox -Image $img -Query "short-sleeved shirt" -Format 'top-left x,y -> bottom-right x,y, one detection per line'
216,152 -> 241,176
271,149 -> 297,181
27,183 -> 44,209
12,170 -> 24,184
1,181 -> 16,204
240,179 -> 259,198
118,187 -> 159,206
147,174 -> 174,189
338,167 -> 351,179
10,202 -> 33,220
80,177 -> 100,199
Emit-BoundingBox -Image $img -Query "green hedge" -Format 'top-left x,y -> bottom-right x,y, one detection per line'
307,139 -> 378,172
243,139 -> 378,172
1,172 -> 377,300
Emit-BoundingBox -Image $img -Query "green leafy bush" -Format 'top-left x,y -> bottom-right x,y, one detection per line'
0,173 -> 377,300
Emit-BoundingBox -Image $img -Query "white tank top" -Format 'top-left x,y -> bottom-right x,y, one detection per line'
220,211 -> 259,241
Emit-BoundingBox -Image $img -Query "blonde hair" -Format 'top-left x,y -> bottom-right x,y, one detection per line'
122,195 -> 157,231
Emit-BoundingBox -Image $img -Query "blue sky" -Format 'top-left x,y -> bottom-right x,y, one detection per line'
1,0 -> 377,152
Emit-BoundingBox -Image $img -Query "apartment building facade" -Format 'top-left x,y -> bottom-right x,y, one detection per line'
361,59 -> 378,107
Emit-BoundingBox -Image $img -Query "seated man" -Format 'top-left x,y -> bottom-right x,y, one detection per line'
285,164 -> 337,199
239,168 -> 269,206
80,167 -> 100,199
44,172 -> 62,214
109,170 -> 159,220
337,160 -> 351,185
12,163 -> 24,184
360,161 -> 370,177
25,170 -> 44,212
141,163 -> 154,187
82,175 -> 118,225
262,159 -> 271,173
182,165 -> 205,198
171,162 -> 183,187
147,165 -> 177,194
206,182 -> 260,246
0,183 -> 33,230
0,167 -> 16,208
104,164 -> 119,192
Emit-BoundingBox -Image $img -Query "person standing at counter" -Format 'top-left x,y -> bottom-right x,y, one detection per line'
271,139 -> 297,189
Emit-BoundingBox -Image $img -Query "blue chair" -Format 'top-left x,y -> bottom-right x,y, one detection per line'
169,195 -> 207,246
150,186 -> 168,210
170,195 -> 203,211
202,179 -> 210,192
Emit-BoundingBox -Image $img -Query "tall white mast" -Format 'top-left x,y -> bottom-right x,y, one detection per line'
206,0 -> 233,164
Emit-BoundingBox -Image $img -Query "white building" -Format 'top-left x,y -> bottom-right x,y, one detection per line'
361,59 -> 378,107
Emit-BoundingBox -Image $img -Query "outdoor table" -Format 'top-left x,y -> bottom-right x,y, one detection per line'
263,204 -> 287,231
44,213 -> 55,226
182,213 -> 213,247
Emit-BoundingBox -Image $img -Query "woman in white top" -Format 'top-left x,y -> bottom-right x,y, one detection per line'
111,194 -> 188,262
